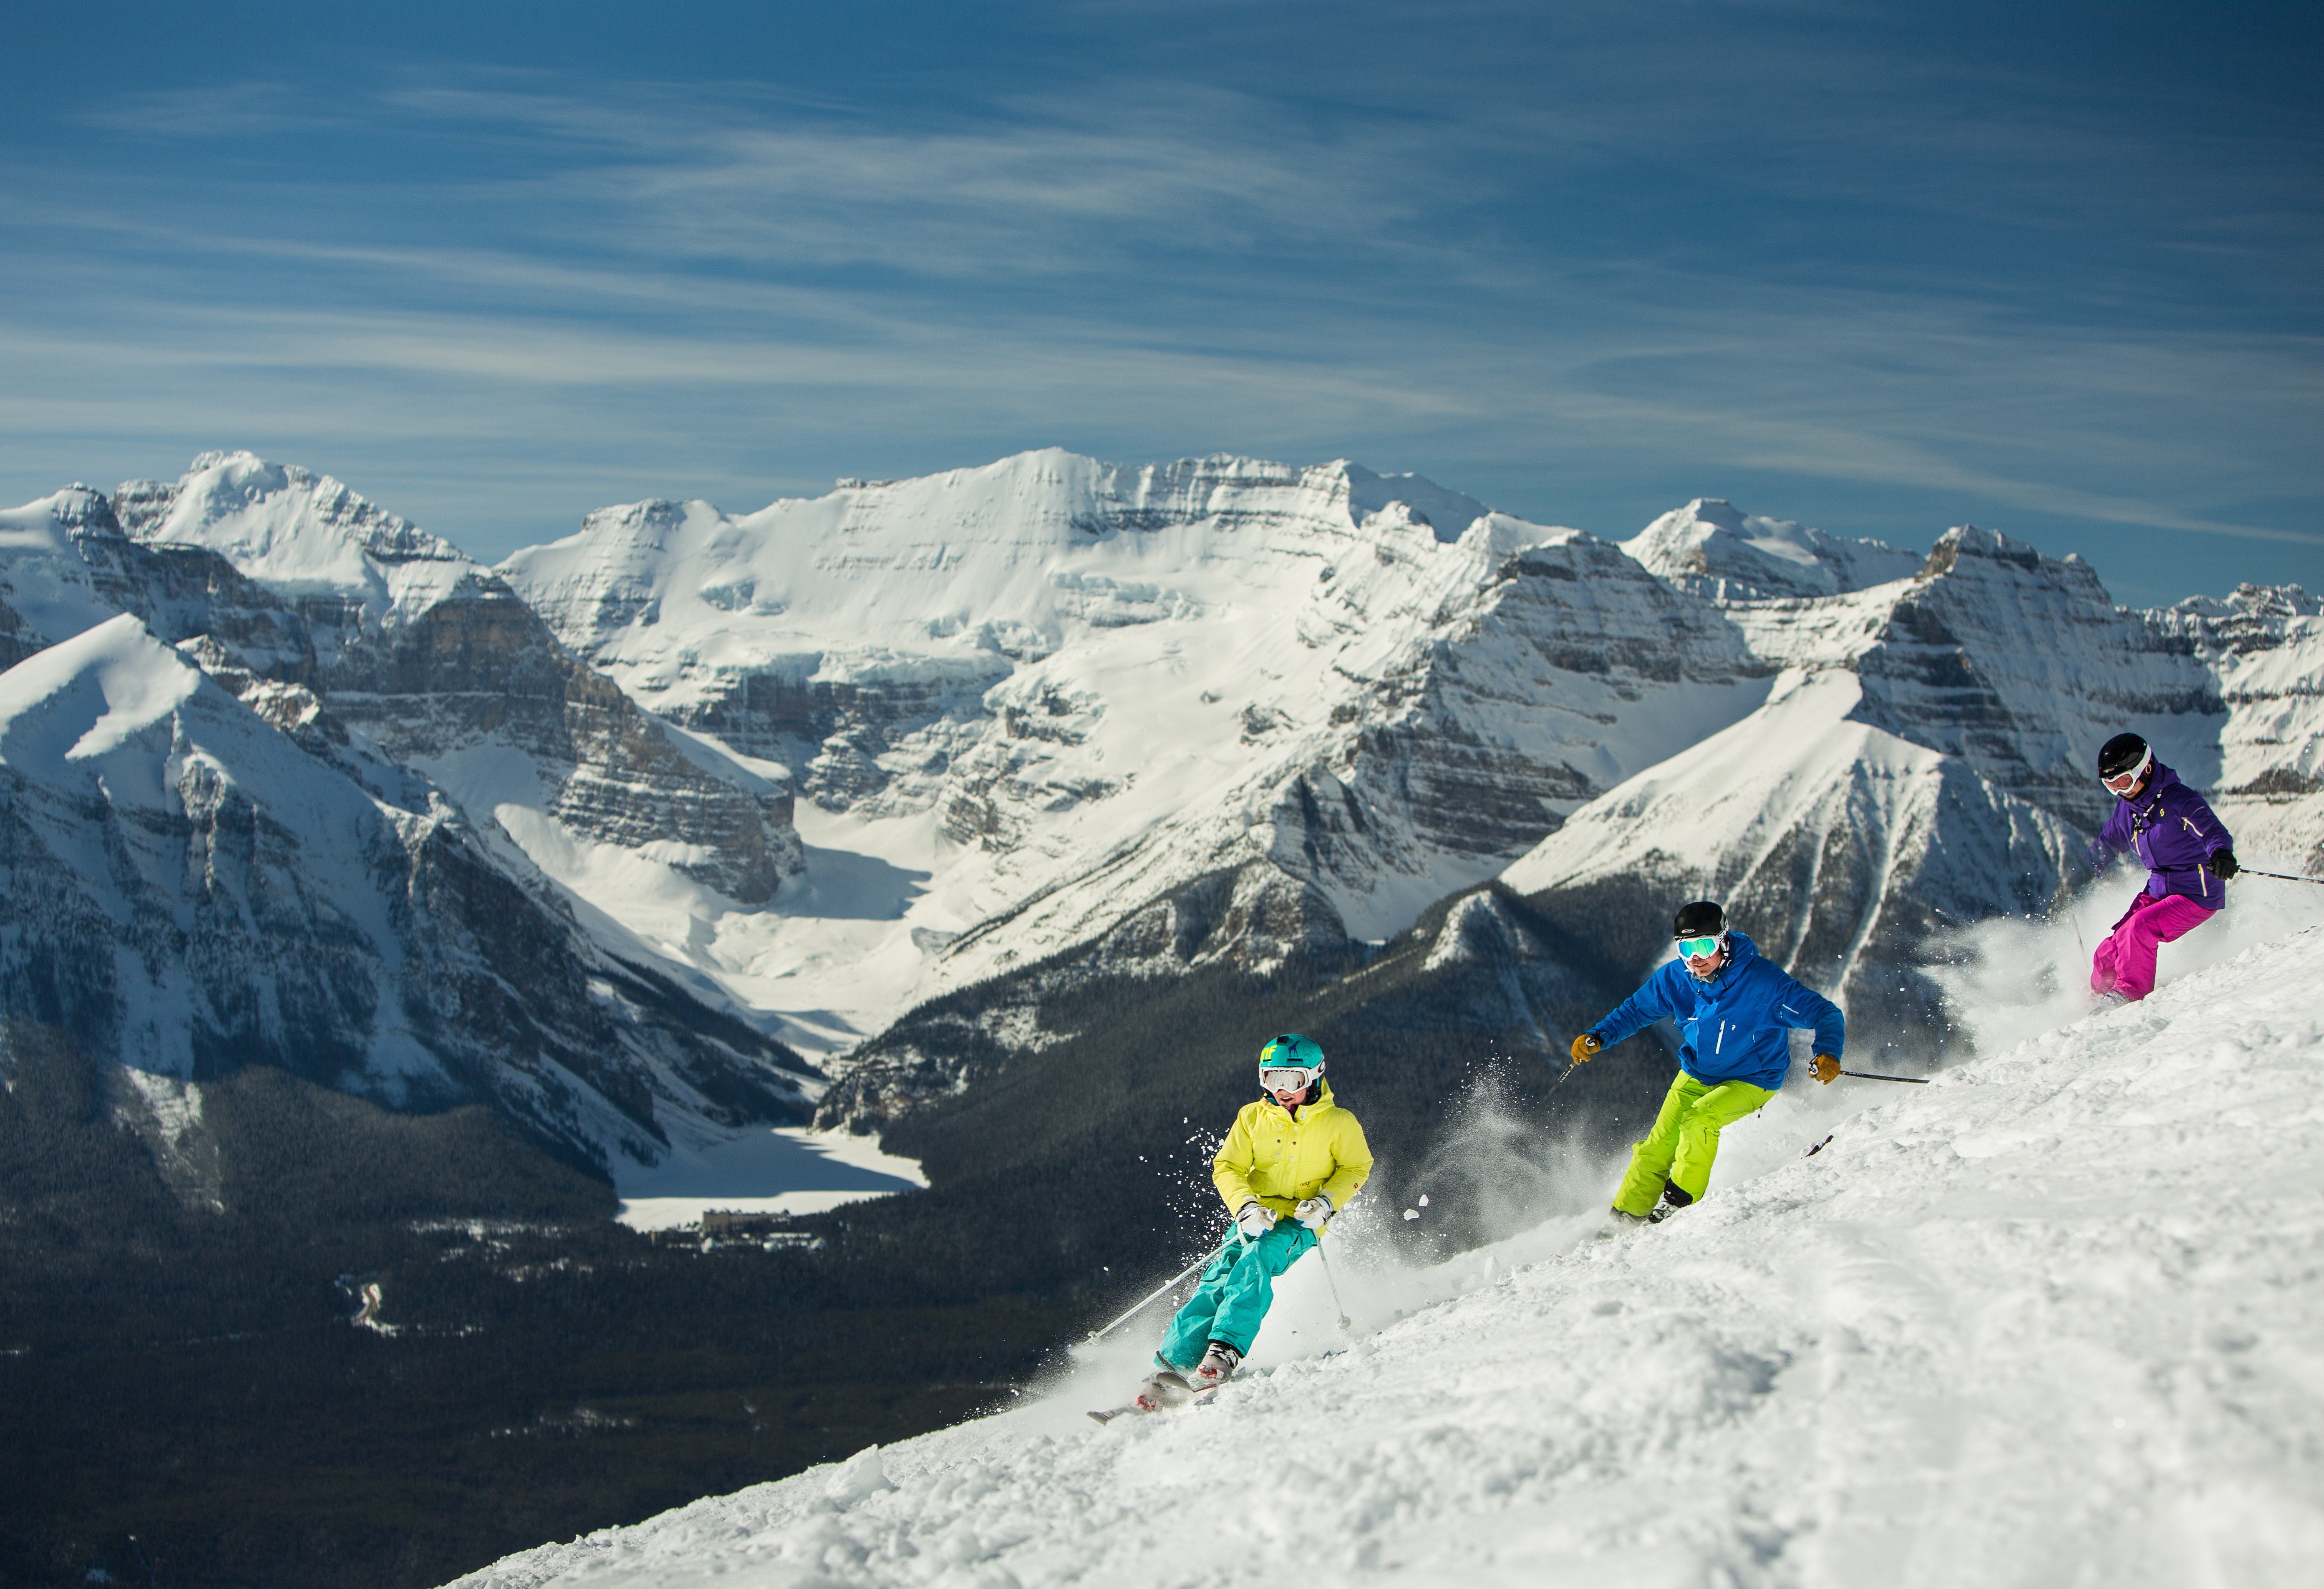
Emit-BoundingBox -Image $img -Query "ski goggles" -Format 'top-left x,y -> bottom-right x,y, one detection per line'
2100,747 -> 2153,793
1674,932 -> 1728,961
1259,1066 -> 1321,1093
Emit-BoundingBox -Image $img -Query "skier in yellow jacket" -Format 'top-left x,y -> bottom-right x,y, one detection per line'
1143,1033 -> 1372,1407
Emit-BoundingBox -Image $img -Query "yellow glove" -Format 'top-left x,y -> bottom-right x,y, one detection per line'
1812,1053 -> 1842,1085
1570,1033 -> 1603,1064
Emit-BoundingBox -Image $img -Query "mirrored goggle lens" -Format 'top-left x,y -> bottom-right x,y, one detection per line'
1676,935 -> 1723,959
1260,1067 -> 1317,1091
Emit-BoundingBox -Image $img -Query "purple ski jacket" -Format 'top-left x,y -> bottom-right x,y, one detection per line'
2089,761 -> 2234,911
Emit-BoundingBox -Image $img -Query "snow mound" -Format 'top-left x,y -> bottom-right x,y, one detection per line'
450,930 -> 2324,1588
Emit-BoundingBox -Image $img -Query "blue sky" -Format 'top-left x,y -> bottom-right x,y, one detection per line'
3,0 -> 2317,604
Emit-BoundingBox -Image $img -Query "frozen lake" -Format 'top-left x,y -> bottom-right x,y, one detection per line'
613,1126 -> 926,1231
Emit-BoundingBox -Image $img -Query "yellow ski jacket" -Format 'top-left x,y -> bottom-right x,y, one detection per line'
1212,1080 -> 1373,1224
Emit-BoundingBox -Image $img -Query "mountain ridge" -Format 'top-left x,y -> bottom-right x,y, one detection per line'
5,445 -> 2319,1156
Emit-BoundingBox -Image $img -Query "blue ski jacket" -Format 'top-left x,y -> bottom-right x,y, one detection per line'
1584,930 -> 1844,1092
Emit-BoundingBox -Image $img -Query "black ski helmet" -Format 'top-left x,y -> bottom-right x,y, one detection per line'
1672,900 -> 1725,938
2097,733 -> 2150,782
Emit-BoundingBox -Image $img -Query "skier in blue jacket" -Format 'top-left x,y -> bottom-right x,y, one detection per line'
1570,901 -> 1845,1224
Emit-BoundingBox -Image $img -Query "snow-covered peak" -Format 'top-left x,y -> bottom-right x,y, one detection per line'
502,448 -> 1548,718
2,483 -> 123,540
1500,667 -> 2077,1045
494,450 -> 1643,1041
0,488 -> 136,657
1339,459 -> 1492,543
2161,581 -> 2322,633
1622,496 -> 1922,600
538,437 -> 1521,685
0,489 -> 103,549
0,604 -> 815,1156
0,612 -> 205,781
118,451 -> 487,628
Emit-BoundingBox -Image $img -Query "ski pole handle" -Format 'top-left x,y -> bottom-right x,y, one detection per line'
1841,1069 -> 1929,1084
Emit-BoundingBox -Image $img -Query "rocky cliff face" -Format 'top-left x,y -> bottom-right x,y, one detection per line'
0,475 -> 823,1172
2148,582 -> 2324,871
0,615 -> 819,1172
1502,672 -> 2082,1061
13,451 -> 2316,1154
1497,522 -> 2308,1064
494,455 -> 2319,1128
498,453 -> 1781,1032
113,454 -> 803,908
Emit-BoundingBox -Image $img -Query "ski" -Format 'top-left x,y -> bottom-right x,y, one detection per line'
1087,1370 -> 1222,1424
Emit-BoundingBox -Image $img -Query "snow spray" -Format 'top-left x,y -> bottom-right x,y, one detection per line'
1933,858 -> 2319,1056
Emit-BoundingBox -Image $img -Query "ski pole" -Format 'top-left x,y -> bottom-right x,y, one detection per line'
2047,873 -> 2087,961
1840,1069 -> 1929,1085
1314,1241 -> 1353,1332
2237,868 -> 2324,886
1083,1245 -> 1219,1343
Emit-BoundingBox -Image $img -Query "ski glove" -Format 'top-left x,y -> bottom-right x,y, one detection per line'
1234,1202 -> 1277,1241
1293,1195 -> 1333,1233
1812,1053 -> 1842,1085
2212,849 -> 2239,879
1570,1033 -> 1603,1064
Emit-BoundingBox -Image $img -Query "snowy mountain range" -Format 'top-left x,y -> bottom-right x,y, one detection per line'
0,465 -> 819,1175
4,448 -> 2319,1170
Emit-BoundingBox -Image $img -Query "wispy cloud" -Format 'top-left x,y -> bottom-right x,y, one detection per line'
3,3 -> 2318,589
74,81 -> 339,138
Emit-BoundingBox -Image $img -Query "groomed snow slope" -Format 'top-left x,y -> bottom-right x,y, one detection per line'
454,929 -> 2324,1589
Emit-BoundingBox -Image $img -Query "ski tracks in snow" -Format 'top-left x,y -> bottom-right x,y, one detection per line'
452,932 -> 2324,1589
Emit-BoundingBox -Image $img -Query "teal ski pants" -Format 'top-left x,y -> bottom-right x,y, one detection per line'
1158,1221 -> 1316,1368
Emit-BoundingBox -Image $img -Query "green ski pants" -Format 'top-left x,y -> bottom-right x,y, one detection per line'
1612,1071 -> 1775,1216
1157,1222 -> 1316,1368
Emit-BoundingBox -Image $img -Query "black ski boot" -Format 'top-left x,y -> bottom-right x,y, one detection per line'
1647,1181 -> 1694,1224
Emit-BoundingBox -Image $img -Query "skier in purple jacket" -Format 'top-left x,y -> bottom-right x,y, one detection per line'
2085,732 -> 2237,1008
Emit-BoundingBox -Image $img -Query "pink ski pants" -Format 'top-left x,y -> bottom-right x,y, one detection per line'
2091,889 -> 2216,1002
